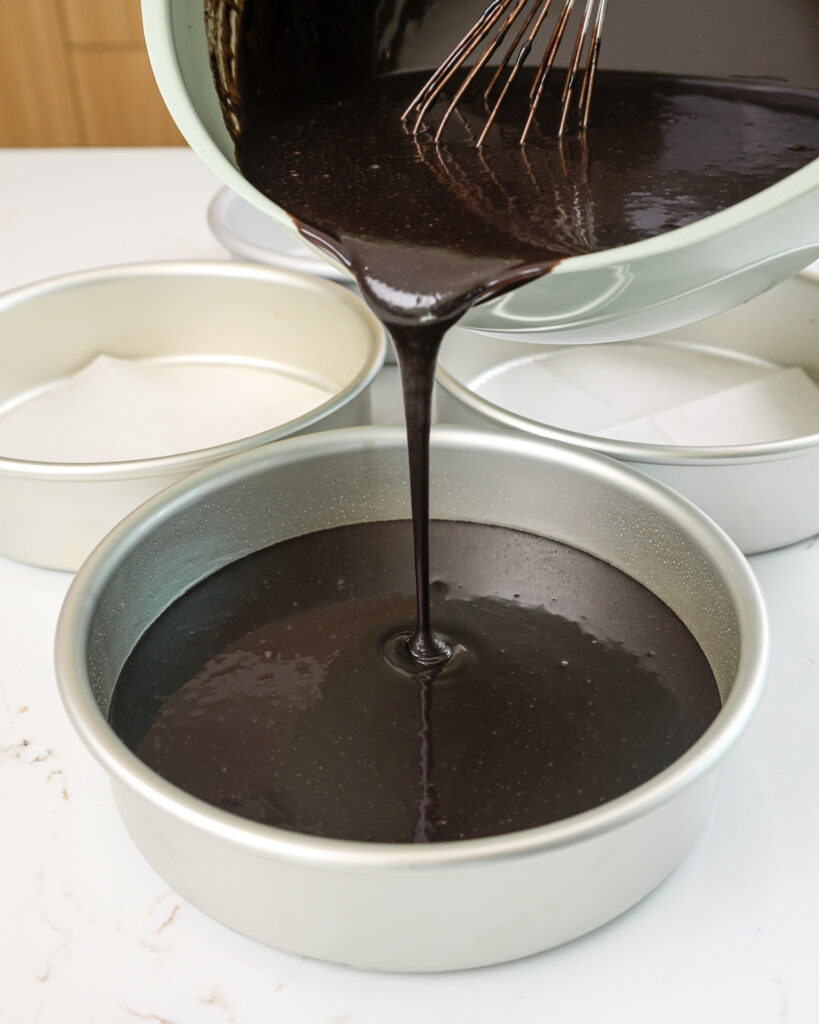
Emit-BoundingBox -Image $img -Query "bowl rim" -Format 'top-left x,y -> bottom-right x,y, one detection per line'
437,271 -> 819,466
54,425 -> 769,872
142,0 -> 819,281
0,260 -> 386,481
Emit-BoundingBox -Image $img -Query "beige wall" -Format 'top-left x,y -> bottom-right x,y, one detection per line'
0,0 -> 184,146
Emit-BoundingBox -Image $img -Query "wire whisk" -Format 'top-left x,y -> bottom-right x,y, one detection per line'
402,0 -> 609,146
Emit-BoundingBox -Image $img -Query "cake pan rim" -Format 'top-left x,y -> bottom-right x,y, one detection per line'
437,270 -> 819,466
0,259 -> 386,480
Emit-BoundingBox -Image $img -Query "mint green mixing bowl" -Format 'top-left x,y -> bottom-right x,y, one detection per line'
142,0 -> 819,343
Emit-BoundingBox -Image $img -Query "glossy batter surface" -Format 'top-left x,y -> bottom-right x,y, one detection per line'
235,67 -> 819,323
110,521 -> 721,843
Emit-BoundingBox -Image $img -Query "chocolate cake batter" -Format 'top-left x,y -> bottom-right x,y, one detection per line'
110,3 -> 814,841
220,14 -> 817,660
110,521 -> 721,843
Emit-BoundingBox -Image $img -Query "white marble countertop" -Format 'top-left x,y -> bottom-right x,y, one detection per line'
1,149 -> 818,1024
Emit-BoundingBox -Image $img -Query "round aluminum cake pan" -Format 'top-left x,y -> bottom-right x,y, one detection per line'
0,261 -> 385,571
55,426 -> 767,972
437,272 -> 819,554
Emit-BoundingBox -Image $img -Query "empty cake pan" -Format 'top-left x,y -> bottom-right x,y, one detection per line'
0,261 -> 384,570
55,426 -> 766,972
437,272 -> 819,554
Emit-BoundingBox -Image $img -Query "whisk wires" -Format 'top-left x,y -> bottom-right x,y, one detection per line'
401,0 -> 609,146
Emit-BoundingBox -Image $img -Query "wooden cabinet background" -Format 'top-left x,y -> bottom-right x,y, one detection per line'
0,0 -> 185,146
